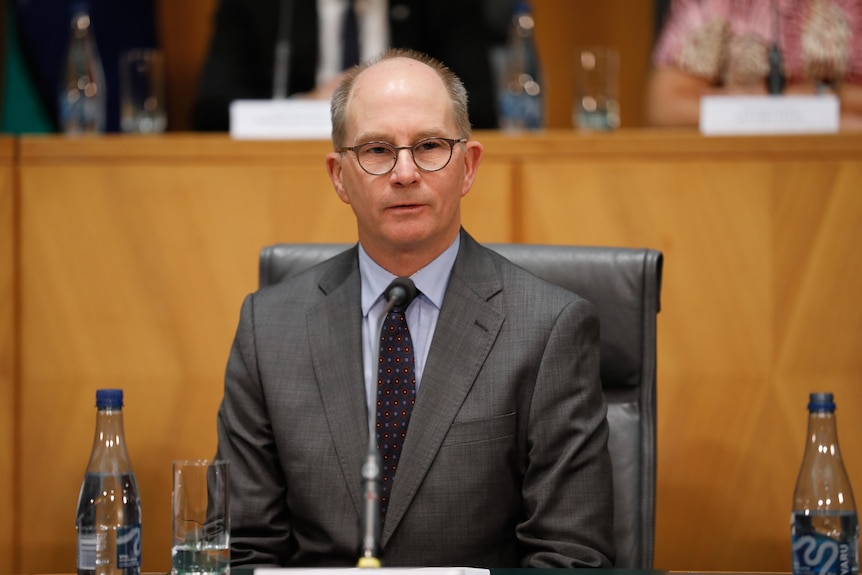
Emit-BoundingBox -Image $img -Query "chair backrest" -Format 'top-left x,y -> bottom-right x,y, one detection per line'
259,242 -> 663,568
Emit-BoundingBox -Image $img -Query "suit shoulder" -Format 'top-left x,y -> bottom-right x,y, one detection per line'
253,246 -> 357,307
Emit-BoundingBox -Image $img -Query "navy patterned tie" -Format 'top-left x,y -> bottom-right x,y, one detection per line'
341,0 -> 360,70
376,303 -> 415,519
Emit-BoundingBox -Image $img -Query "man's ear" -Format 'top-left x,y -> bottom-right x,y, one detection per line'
326,152 -> 350,204
460,140 -> 484,198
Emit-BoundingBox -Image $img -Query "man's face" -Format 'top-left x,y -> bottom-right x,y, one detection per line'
326,58 -> 482,263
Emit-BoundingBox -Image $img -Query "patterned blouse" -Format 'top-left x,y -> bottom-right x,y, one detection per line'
653,0 -> 862,87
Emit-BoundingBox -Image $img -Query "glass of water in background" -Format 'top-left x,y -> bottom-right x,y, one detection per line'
573,46 -> 620,131
119,48 -> 168,134
172,460 -> 230,575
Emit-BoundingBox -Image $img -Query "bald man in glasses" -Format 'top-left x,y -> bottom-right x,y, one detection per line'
215,48 -> 615,569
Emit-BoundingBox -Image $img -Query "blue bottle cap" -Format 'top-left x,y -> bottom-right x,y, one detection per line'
808,392 -> 835,412
96,388 -> 124,409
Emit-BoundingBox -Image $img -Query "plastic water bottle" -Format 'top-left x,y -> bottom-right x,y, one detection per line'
59,2 -> 107,134
792,392 -> 859,575
76,389 -> 142,575
497,0 -> 543,131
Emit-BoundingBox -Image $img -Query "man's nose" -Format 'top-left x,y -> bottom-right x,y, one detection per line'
391,147 -> 419,180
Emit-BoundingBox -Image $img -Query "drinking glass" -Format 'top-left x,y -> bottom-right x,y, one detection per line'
119,49 -> 167,134
171,460 -> 230,575
573,46 -> 620,131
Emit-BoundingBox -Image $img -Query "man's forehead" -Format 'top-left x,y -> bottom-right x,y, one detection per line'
345,58 -> 454,139
352,57 -> 445,99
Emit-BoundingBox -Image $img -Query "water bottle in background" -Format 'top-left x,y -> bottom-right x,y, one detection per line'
59,2 -> 107,134
497,0 -> 543,131
77,389 -> 142,575
791,392 -> 859,575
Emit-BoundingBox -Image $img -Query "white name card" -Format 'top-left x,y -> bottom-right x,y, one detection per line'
257,569 -> 490,575
699,95 -> 839,136
230,99 -> 332,140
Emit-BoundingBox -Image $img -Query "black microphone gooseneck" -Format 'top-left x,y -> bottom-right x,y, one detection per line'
767,0 -> 785,95
272,0 -> 294,99
357,277 -> 417,568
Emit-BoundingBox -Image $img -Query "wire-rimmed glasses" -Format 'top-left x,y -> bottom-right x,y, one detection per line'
339,137 -> 467,176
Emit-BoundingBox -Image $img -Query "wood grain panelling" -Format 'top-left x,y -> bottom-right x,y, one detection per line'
11,131 -> 862,573
156,0 -> 655,131
15,134 -> 511,574
0,138 -> 17,573
155,0 -> 218,131
506,131 -> 862,571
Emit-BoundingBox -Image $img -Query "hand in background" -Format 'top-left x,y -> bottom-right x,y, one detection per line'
294,74 -> 347,101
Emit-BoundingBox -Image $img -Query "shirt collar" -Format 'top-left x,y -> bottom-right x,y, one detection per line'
359,234 -> 460,316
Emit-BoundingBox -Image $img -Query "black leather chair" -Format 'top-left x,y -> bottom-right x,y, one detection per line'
259,243 -> 663,568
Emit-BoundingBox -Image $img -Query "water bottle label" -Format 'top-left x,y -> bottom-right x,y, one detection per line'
77,533 -> 98,569
117,524 -> 142,568
793,531 -> 857,575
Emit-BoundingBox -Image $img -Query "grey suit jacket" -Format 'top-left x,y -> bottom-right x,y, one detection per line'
216,230 -> 615,567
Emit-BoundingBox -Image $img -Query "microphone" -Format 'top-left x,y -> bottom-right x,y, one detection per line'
767,0 -> 785,95
272,0 -> 294,99
767,43 -> 785,95
357,277 -> 417,568
383,276 -> 418,310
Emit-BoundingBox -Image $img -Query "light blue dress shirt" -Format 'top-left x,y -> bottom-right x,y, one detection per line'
358,235 -> 460,427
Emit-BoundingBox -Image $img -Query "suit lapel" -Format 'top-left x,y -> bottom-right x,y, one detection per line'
307,254 -> 369,516
381,233 -> 505,543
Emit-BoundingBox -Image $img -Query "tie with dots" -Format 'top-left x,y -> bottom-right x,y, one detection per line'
376,303 -> 415,520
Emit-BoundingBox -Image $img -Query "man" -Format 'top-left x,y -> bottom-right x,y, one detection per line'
192,0 -> 504,131
215,49 -> 615,567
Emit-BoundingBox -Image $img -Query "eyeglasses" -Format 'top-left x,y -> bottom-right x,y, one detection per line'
339,137 -> 467,176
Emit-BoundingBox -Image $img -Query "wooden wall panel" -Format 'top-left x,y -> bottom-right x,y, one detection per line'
0,138 -> 17,574
15,135 -> 512,574
10,131 -> 862,574
155,0 -> 218,131
511,134 -> 862,571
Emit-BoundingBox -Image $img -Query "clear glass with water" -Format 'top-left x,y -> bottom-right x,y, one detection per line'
119,49 -> 168,134
573,47 -> 620,131
172,460 -> 230,575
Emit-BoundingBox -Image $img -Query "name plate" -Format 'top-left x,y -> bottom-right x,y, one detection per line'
700,95 -> 839,135
230,99 -> 332,140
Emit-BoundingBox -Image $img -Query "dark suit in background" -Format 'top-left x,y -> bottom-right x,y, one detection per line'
192,0 -> 502,131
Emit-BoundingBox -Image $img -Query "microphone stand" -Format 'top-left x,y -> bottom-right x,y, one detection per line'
767,0 -> 785,95
356,278 -> 417,567
272,0 -> 294,99
356,300 -> 393,568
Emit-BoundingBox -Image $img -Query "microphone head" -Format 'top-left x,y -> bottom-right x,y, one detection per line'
385,277 -> 418,307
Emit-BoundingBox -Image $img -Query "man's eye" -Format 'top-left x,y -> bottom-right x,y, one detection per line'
416,140 -> 442,152
364,145 -> 392,156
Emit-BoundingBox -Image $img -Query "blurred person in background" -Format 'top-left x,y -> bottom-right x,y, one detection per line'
192,0 -> 509,131
646,0 -> 862,130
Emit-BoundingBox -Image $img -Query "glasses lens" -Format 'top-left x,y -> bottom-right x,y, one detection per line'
412,138 -> 453,171
356,143 -> 396,175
